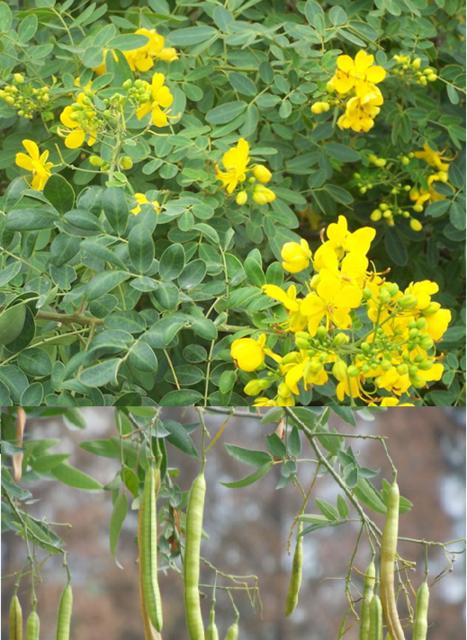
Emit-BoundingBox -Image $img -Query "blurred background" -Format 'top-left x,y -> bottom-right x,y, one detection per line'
1,407 -> 465,639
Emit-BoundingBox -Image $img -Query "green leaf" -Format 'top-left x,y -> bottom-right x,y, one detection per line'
337,495 -> 349,518
353,478 -> 387,514
167,25 -> 218,47
44,175 -> 75,213
52,463 -> 103,490
228,72 -> 256,96
6,208 -> 57,231
20,382 -> 44,405
384,229 -> 408,266
244,255 -> 265,287
225,443 -> 272,467
315,498 -> 340,521
163,419 -> 198,457
159,389 -> 204,406
18,14 -> 38,42
128,341 -> 159,372
0,2 -> 12,31
128,224 -> 155,273
109,33 -> 149,50
222,461 -> 273,488
266,433 -> 287,458
178,259 -> 207,289
79,358 -> 121,387
159,243 -> 186,280
32,454 -> 70,473
101,187 -> 128,235
109,492 -> 128,562
86,271 -> 130,300
80,439 -> 121,459
325,143 -> 361,162
206,101 -> 247,125
0,305 -> 26,346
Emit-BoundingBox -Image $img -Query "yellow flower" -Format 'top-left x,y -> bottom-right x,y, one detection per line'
131,193 -> 161,215
403,280 -> 439,310
215,138 -> 250,194
252,183 -> 276,205
323,215 -> 376,259
281,239 -> 312,273
263,284 -> 307,332
59,93 -> 97,149
124,28 -> 178,72
15,139 -> 53,191
300,290 -> 352,336
337,87 -> 383,133
329,50 -> 386,95
231,334 -> 266,372
94,29 -> 178,75
135,72 -> 173,127
414,143 -> 451,172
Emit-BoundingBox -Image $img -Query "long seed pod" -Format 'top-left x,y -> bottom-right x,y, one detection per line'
9,594 -> 23,640
224,622 -> 239,640
141,466 -> 163,632
369,594 -> 383,640
359,561 -> 376,640
138,506 -> 162,640
380,482 -> 405,640
285,522 -> 303,616
12,408 -> 26,482
26,610 -> 40,640
206,610 -> 219,640
412,581 -> 429,640
184,473 -> 206,640
55,584 -> 73,640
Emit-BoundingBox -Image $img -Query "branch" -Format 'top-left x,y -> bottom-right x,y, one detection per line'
285,407 -> 382,540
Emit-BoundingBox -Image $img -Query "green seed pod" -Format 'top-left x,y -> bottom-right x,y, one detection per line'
412,581 -> 429,640
380,482 -> 405,640
206,610 -> 219,640
26,610 -> 40,640
359,561 -> 376,640
55,584 -> 73,640
224,622 -> 239,640
285,522 -> 303,616
184,473 -> 206,640
369,594 -> 383,640
141,466 -> 163,632
9,595 -> 23,640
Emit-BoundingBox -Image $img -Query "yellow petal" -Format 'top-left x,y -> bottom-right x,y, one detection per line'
15,152 -> 34,171
22,139 -> 40,159
65,129 -> 85,149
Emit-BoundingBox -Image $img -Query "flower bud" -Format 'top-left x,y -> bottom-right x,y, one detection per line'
252,164 -> 272,183
235,190 -> 248,205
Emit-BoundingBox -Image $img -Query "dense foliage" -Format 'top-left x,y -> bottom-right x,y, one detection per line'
0,0 -> 465,406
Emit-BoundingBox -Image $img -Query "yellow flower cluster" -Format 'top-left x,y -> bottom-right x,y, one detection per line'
392,54 -> 438,85
311,50 -> 386,133
59,92 -> 99,149
129,73 -> 174,127
15,139 -> 53,191
131,193 -> 161,215
0,73 -> 50,120
215,138 -> 276,205
230,216 -> 451,406
369,144 -> 452,230
94,28 -> 178,75
409,143 -> 451,212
